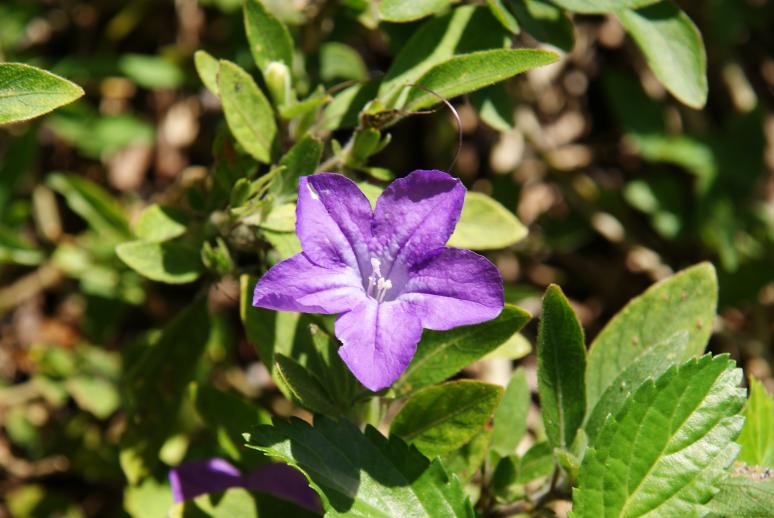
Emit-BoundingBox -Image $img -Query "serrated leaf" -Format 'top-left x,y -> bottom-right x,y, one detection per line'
706,474 -> 774,517
391,381 -> 503,458
246,416 -> 474,518
584,332 -> 691,442
738,377 -> 774,468
509,0 -> 574,52
243,0 -> 294,71
491,367 -> 530,456
617,1 -> 707,108
120,299 -> 210,484
135,204 -> 188,242
189,383 -> 270,462
378,0 -> 451,22
550,0 -> 659,13
47,172 -> 131,238
379,6 -> 509,107
572,355 -> 746,518
538,285 -> 586,449
194,50 -> 220,95
405,49 -> 558,111
116,240 -> 203,284
218,60 -> 277,163
394,304 -> 531,396
585,262 -> 717,412
270,135 -> 323,200
0,63 -> 84,124
447,192 -> 526,250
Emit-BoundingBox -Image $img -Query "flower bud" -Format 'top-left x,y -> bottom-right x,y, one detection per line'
263,61 -> 291,105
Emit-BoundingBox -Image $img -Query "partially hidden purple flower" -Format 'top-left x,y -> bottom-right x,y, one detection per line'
252,170 -> 504,391
169,458 -> 321,513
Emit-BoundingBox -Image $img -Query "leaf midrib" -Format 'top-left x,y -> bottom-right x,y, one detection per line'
398,390 -> 498,441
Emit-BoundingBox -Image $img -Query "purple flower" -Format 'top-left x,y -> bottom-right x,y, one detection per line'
169,458 -> 321,512
252,170 -> 504,391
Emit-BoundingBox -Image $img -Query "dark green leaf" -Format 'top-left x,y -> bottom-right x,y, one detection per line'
246,416 -> 474,517
218,60 -> 277,163
404,49 -> 558,111
737,377 -> 774,468
509,0 -> 574,52
618,1 -> 707,108
391,380 -> 503,458
537,285 -> 586,449
394,304 -> 531,396
274,353 -> 341,416
585,262 -> 717,412
120,299 -> 210,484
491,367 -> 530,456
0,63 -> 84,124
270,135 -> 323,200
470,84 -> 514,131
572,355 -> 746,517
243,0 -> 294,71
116,240 -> 203,284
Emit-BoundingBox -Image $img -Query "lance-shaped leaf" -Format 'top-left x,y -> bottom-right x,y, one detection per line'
243,0 -> 293,71
116,240 -> 203,284
378,0 -> 451,22
120,299 -> 210,484
491,367 -> 530,456
706,474 -> 774,517
618,1 -> 707,108
194,50 -> 219,95
572,355 -> 746,517
447,192 -> 527,250
584,332 -> 690,442
509,0 -> 574,52
0,63 -> 84,125
737,377 -> 774,468
537,285 -> 586,449
404,49 -> 558,111
246,416 -> 474,518
269,135 -> 323,200
585,262 -> 717,412
394,304 -> 530,396
551,0 -> 659,13
391,381 -> 503,458
218,60 -> 276,163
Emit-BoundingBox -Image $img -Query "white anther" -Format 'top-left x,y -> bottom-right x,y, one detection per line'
370,257 -> 382,276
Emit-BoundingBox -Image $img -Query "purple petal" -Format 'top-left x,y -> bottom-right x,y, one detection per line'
169,458 -> 242,503
253,253 -> 365,314
371,170 -> 465,270
297,174 -> 373,273
245,463 -> 322,513
400,248 -> 503,330
335,299 -> 423,391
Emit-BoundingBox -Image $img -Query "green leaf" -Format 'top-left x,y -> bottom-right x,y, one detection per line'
379,6 -> 509,107
585,262 -> 717,412
116,240 -> 203,284
320,43 -> 368,82
261,229 -> 301,260
509,0 -> 574,52
274,354 -> 341,416
218,60 -> 277,163
174,488 -> 257,518
617,1 -> 707,108
583,332 -> 691,442
194,50 -> 220,95
0,227 -> 43,266
189,383 -> 270,462
517,442 -> 555,483
537,285 -> 586,449
243,0 -> 294,71
441,428 -> 492,483
550,0 -> 659,13
706,474 -> 774,517
448,192 -> 527,250
0,63 -> 84,124
470,84 -> 514,131
391,380 -> 503,458
486,0 -> 520,33
404,49 -> 558,111
572,355 -> 746,518
491,367 -> 530,456
64,376 -> 120,419
124,477 -> 174,518
246,416 -> 474,517
135,204 -> 188,242
738,377 -> 774,468
378,0 -> 451,22
320,81 -> 379,131
269,135 -> 323,200
394,304 -> 531,396
118,54 -> 184,90
120,299 -> 210,484
47,172 -> 131,238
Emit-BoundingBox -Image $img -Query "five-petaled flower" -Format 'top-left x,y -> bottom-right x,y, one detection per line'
252,169 -> 504,391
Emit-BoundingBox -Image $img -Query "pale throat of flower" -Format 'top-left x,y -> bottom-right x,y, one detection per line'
366,257 -> 393,303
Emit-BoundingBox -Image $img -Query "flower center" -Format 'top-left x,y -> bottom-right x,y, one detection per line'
366,258 -> 393,303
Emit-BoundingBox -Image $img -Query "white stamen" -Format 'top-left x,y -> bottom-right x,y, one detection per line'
370,257 -> 382,276
367,257 -> 392,302
306,182 -> 320,200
